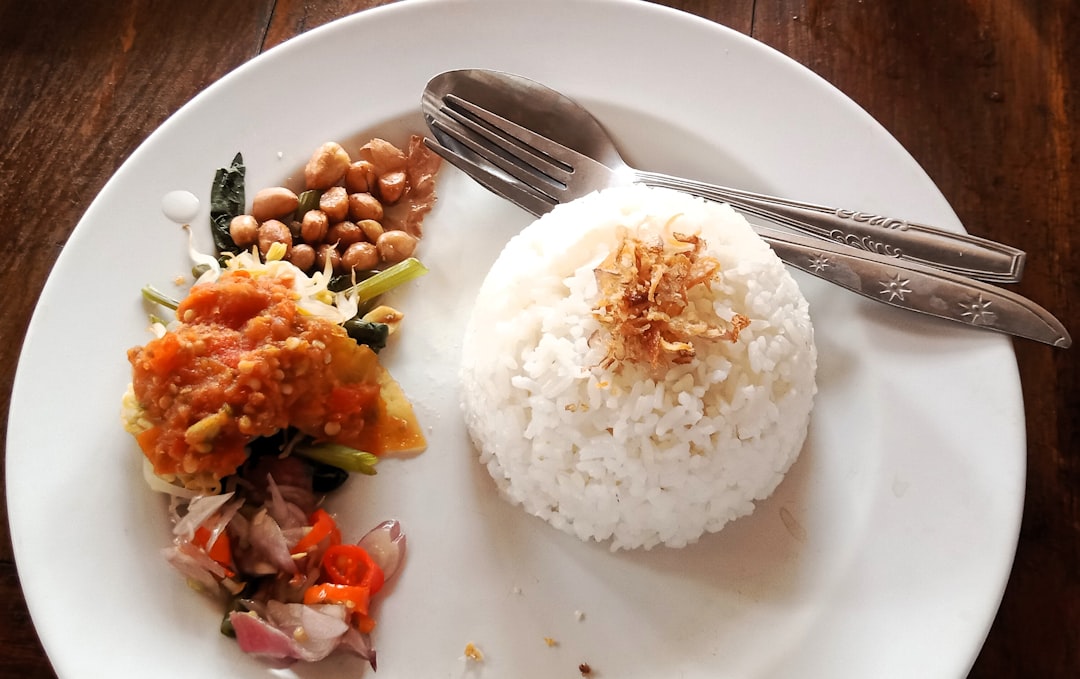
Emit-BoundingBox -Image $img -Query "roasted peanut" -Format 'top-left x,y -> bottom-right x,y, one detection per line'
289,243 -> 316,271
357,219 -> 384,242
344,160 -> 377,193
319,186 -> 349,222
229,214 -> 259,247
341,241 -> 380,272
348,192 -> 383,222
258,219 -> 292,256
300,209 -> 329,244
315,243 -> 341,273
304,141 -> 351,190
362,305 -> 404,335
358,138 -> 406,172
377,170 -> 407,204
376,230 -> 417,264
251,187 -> 299,222
326,221 -> 363,248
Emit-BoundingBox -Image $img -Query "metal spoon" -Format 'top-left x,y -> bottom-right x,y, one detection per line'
422,68 -> 1026,284
422,68 -> 1070,348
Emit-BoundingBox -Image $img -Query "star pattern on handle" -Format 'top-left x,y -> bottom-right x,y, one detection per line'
959,294 -> 997,325
807,253 -> 831,272
878,273 -> 913,302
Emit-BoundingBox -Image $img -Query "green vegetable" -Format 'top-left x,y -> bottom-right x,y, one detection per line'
334,259 -> 428,340
141,284 -> 179,310
294,189 -> 322,220
220,583 -> 259,637
342,319 -> 389,352
209,152 -> 245,255
345,257 -> 429,304
329,270 -> 374,293
310,463 -> 349,493
298,444 -> 379,476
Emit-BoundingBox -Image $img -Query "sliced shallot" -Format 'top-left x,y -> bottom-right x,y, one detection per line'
248,508 -> 298,574
340,627 -> 377,669
230,603 -> 377,668
163,542 -> 228,591
230,610 -> 302,666
265,474 -> 309,530
172,492 -> 235,539
358,519 -> 407,581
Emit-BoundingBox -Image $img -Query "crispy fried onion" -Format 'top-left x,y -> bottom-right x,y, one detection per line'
592,228 -> 749,371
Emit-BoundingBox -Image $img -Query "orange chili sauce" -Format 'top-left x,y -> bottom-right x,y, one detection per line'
128,270 -> 387,483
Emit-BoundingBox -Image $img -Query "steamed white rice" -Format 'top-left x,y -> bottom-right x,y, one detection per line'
460,186 -> 817,550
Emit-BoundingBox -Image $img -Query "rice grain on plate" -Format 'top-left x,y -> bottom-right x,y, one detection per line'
460,186 -> 817,550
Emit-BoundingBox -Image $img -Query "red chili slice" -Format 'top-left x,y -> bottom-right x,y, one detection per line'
322,543 -> 385,594
302,583 -> 371,617
291,508 -> 341,555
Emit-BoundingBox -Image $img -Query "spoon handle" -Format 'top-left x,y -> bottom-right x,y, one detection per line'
635,170 -> 1026,284
754,226 -> 1070,348
426,135 -> 1069,347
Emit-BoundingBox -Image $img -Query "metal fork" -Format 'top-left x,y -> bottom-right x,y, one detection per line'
423,73 -> 1026,285
422,97 -> 1070,348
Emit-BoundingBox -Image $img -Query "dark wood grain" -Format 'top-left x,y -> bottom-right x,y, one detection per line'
0,1 -> 1075,677
262,0 -> 398,49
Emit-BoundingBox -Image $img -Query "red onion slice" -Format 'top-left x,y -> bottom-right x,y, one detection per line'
265,602 -> 347,661
265,474 -> 309,530
172,492 -> 235,540
267,602 -> 347,638
358,520 -> 406,581
340,627 -> 377,669
230,610 -> 300,666
248,508 -> 298,574
231,604 -> 377,667
163,542 -> 228,591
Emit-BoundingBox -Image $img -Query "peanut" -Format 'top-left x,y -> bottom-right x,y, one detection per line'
258,219 -> 292,257
251,187 -> 299,222
289,243 -> 316,271
377,170 -> 407,204
300,209 -> 329,244
304,142 -> 351,190
229,214 -> 259,247
344,160 -> 377,193
357,219 -> 384,242
341,241 -> 380,272
326,221 -> 364,248
376,230 -> 417,264
348,192 -> 383,222
319,186 -> 349,222
315,243 -> 341,273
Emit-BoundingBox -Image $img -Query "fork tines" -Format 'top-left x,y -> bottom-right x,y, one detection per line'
428,94 -> 579,199
422,136 -> 554,217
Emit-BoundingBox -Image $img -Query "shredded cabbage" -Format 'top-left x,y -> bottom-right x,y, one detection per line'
188,236 -> 360,326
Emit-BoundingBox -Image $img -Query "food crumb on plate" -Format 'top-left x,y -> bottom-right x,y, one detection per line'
574,609 -> 585,621
463,642 -> 484,662
543,636 -> 558,647
579,662 -> 593,675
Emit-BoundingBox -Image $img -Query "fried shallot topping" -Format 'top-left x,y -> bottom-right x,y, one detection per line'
592,228 -> 749,372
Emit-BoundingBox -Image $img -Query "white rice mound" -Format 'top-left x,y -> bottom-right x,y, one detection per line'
460,186 -> 817,550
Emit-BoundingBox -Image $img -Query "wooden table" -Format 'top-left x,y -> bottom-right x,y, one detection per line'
1,1 -> 1075,676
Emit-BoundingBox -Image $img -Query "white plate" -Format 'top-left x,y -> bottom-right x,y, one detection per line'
7,1 -> 1024,677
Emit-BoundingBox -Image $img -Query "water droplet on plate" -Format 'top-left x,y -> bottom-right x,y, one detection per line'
161,190 -> 200,224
